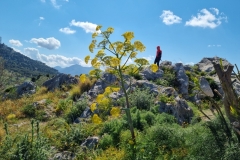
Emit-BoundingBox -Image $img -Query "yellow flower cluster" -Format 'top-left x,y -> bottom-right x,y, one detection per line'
89,42 -> 95,53
150,64 -> 158,73
122,32 -> 134,41
90,103 -> 97,112
80,74 -> 86,83
96,49 -> 105,58
130,52 -> 137,58
134,41 -> 145,52
7,113 -> 16,120
92,32 -> 98,38
134,58 -> 149,66
110,57 -> 120,67
107,27 -> 114,33
110,107 -> 121,117
96,25 -> 102,31
84,55 -> 90,64
92,114 -> 102,124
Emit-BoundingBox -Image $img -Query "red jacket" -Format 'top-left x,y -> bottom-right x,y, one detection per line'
156,46 -> 162,58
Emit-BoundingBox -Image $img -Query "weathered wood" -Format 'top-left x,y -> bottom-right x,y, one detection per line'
212,60 -> 240,122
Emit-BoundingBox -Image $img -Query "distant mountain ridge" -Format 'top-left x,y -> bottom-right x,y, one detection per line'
54,64 -> 93,76
0,43 -> 58,77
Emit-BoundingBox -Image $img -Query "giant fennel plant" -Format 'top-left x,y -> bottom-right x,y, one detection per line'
80,25 -> 158,142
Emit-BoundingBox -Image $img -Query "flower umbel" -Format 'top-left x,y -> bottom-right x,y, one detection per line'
150,64 -> 158,73
84,55 -> 90,64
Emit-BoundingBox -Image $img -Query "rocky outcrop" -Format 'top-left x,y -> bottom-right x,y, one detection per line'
140,66 -> 163,81
158,96 -> 193,124
196,57 -> 230,73
199,76 -> 214,97
42,74 -> 78,91
17,81 -> 36,97
174,63 -> 189,98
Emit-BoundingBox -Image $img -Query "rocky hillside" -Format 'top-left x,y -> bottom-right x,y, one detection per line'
0,43 -> 58,77
1,57 -> 240,159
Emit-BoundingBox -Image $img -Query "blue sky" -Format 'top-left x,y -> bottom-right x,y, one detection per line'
0,0 -> 240,68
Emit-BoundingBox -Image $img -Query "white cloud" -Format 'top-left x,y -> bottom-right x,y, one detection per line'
160,10 -> 182,25
39,17 -> 45,26
70,20 -> 98,33
30,37 -> 61,50
59,27 -> 76,34
208,44 -> 221,47
65,0 -> 69,2
51,0 -> 61,9
12,47 -> 22,53
23,47 -> 90,67
9,39 -> 23,47
185,8 -> 227,29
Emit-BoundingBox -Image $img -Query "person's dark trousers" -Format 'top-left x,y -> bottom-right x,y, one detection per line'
154,57 -> 161,68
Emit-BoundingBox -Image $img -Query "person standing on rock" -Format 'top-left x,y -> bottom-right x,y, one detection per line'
154,46 -> 162,68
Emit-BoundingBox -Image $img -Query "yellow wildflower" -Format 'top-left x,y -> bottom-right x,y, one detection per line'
89,42 -> 95,53
110,57 -> 120,67
122,32 -> 134,41
93,62 -> 101,68
90,103 -> 97,112
130,52 -> 137,58
107,27 -> 114,33
110,107 -> 121,117
99,98 -> 110,107
7,113 -> 16,120
111,87 -> 120,92
134,58 -> 149,66
104,87 -> 112,95
116,43 -> 123,53
80,74 -> 86,83
96,49 -> 105,58
150,64 -> 158,73
84,55 -> 90,64
96,94 -> 104,103
119,51 -> 127,56
91,57 -> 98,66
92,114 -> 102,124
96,25 -> 102,31
134,41 -> 146,52
92,32 -> 98,38
89,69 -> 96,76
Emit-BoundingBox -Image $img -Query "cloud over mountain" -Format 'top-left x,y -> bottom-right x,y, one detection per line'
23,47 -> 90,67
30,37 -> 61,50
9,39 -> 23,47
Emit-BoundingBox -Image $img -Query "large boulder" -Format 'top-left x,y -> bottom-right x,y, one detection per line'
158,96 -> 193,124
140,66 -> 163,81
196,57 -> 230,73
199,76 -> 214,97
81,136 -> 99,149
136,80 -> 162,95
174,63 -> 189,98
17,81 -> 36,97
42,74 -> 78,91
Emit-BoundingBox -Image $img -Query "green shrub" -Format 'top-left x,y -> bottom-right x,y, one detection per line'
155,113 -> 177,125
128,87 -> 155,110
22,104 -> 36,117
98,134 -> 114,150
100,119 -> 126,146
0,120 -> 50,160
64,100 -> 88,123
158,94 -> 175,104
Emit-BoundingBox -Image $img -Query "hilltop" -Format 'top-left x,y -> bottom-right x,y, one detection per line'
0,57 -> 240,159
0,43 -> 58,77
